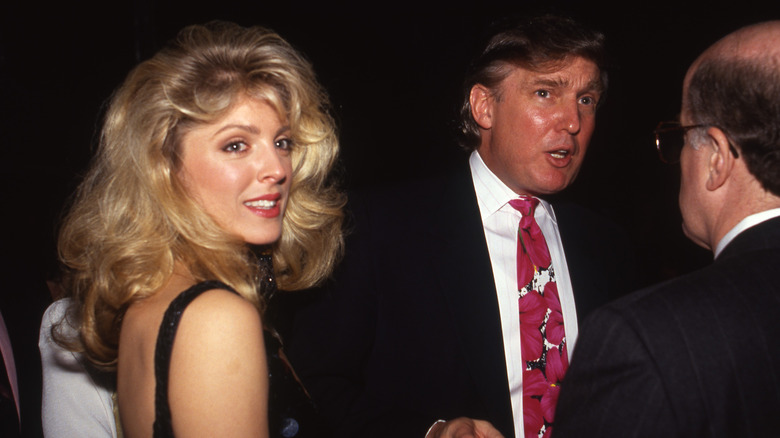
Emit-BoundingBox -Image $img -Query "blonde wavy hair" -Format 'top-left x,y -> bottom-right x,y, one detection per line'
56,21 -> 345,369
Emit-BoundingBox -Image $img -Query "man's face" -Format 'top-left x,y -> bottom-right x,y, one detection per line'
475,56 -> 602,196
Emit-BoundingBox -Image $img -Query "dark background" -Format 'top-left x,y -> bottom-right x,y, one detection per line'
2,1 -> 778,436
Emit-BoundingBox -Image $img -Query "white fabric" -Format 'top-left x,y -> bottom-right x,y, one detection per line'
715,208 -> 780,258
39,299 -> 116,438
470,151 -> 579,438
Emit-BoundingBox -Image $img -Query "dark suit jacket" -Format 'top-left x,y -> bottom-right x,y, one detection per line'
555,216 -> 780,437
286,162 -> 636,437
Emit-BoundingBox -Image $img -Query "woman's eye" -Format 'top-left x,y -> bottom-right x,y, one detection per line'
222,141 -> 248,153
276,138 -> 294,151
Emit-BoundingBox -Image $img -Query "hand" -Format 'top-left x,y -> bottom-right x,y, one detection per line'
426,417 -> 505,438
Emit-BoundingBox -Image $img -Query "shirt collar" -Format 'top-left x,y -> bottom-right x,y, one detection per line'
469,150 -> 556,221
714,208 -> 780,258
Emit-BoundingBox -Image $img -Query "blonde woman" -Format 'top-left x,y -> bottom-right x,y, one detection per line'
39,21 -> 343,438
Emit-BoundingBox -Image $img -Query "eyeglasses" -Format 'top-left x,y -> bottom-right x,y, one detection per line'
653,121 -> 740,164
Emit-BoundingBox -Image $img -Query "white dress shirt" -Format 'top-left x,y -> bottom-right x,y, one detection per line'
469,151 -> 579,438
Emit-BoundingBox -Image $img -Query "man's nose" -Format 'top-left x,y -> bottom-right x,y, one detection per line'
559,100 -> 581,135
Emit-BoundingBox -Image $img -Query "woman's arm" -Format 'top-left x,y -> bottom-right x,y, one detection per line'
167,289 -> 269,438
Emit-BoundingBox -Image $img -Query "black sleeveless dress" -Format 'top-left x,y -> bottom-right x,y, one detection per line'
152,280 -> 329,437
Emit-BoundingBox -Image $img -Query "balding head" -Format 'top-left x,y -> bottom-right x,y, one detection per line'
696,21 -> 780,66
682,20 -> 780,197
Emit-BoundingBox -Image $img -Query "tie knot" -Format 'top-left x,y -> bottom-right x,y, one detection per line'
509,196 -> 539,218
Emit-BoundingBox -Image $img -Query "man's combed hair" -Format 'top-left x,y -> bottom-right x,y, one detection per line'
56,21 -> 345,369
458,14 -> 608,151
687,56 -> 780,196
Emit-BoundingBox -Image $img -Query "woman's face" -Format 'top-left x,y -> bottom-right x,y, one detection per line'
178,96 -> 293,245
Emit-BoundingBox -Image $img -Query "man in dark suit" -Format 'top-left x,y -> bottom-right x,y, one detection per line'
554,20 -> 780,437
287,15 -> 635,438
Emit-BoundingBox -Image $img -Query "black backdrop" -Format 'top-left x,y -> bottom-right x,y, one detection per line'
2,1 -> 778,436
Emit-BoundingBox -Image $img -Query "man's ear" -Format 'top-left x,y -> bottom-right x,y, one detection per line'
706,126 -> 736,191
469,84 -> 493,130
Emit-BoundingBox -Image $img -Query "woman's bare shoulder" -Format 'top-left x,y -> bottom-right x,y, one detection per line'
167,287 -> 269,437
176,287 -> 263,341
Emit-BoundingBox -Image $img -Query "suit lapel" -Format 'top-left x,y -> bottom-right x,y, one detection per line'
429,164 -> 514,434
552,202 -> 597,324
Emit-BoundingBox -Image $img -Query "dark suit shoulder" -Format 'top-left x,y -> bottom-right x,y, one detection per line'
562,231 -> 780,437
343,163 -> 480,248
347,162 -> 473,214
550,200 -> 639,318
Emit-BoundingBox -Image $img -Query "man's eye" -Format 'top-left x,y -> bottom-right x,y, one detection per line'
276,138 -> 294,151
535,90 -> 550,98
579,96 -> 596,105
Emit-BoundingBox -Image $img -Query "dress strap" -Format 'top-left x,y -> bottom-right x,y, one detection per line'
152,280 -> 238,438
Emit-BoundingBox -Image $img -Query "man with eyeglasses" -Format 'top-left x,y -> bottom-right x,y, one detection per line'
554,20 -> 780,437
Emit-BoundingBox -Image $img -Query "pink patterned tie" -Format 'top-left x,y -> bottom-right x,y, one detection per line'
509,196 -> 568,438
